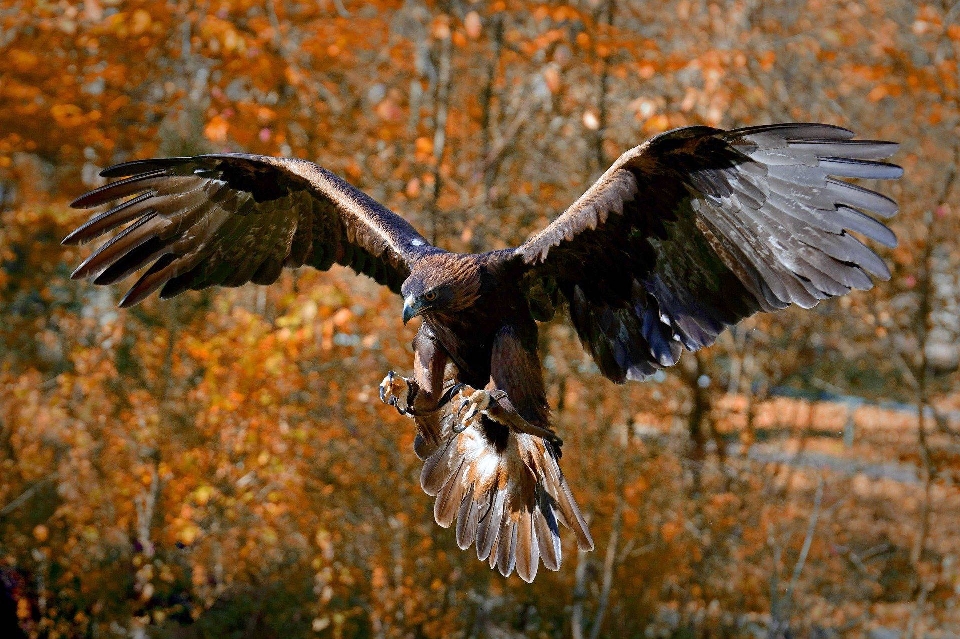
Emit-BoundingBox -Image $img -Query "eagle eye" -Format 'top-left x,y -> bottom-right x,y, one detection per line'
423,289 -> 438,302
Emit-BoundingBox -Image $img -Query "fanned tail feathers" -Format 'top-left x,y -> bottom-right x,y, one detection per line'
417,413 -> 592,583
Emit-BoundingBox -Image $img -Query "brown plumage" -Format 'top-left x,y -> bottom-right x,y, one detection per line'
65,123 -> 902,582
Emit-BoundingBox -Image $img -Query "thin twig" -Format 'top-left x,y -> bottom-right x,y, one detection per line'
784,477 -> 824,608
904,581 -> 931,639
769,476 -> 824,638
589,464 -> 625,639
767,533 -> 782,639
570,546 -> 590,639
0,475 -> 56,517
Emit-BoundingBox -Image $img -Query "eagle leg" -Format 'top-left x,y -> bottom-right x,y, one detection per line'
379,372 -> 464,417
454,388 -> 490,433
379,370 -> 415,415
454,386 -> 563,448
406,382 -> 464,417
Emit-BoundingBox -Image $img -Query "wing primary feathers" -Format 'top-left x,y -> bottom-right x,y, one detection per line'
789,139 -> 899,160
98,157 -> 195,178
158,263 -> 206,301
67,154 -> 432,305
62,191 -> 156,245
733,122 -> 855,140
82,186 -> 220,285
818,157 -> 904,180
517,123 -> 900,383
835,205 -> 897,248
69,170 -> 167,208
93,236 -> 167,286
825,178 -> 899,217
119,254 -> 180,307
71,213 -> 160,280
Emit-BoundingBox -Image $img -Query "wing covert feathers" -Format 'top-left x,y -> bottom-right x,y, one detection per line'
416,401 -> 592,583
65,154 -> 435,305
517,123 -> 901,383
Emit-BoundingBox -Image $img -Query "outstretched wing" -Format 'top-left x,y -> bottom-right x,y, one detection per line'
64,154 -> 436,306
516,123 -> 901,382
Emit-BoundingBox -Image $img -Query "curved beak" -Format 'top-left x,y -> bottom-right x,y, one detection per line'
402,295 -> 421,325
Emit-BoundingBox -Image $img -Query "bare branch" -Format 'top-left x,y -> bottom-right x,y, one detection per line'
589,474 -> 624,639
785,477 -> 824,606
0,474 -> 56,517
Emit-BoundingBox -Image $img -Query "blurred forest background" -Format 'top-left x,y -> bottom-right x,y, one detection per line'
1,1 -> 959,637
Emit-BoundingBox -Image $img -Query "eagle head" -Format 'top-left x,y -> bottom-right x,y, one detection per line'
400,253 -> 482,324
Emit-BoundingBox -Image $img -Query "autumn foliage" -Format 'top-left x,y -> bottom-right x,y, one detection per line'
2,1 -> 960,637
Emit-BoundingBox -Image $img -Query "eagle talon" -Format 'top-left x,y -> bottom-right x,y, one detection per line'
379,371 -> 412,416
453,387 -> 493,432
440,383 -> 466,408
379,370 -> 394,404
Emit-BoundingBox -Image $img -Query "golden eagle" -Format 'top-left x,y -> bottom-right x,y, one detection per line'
65,124 -> 901,582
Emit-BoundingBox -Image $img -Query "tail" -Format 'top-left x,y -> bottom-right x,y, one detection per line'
415,411 -> 593,583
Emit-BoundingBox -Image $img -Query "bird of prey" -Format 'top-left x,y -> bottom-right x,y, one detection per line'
64,123 -> 901,582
